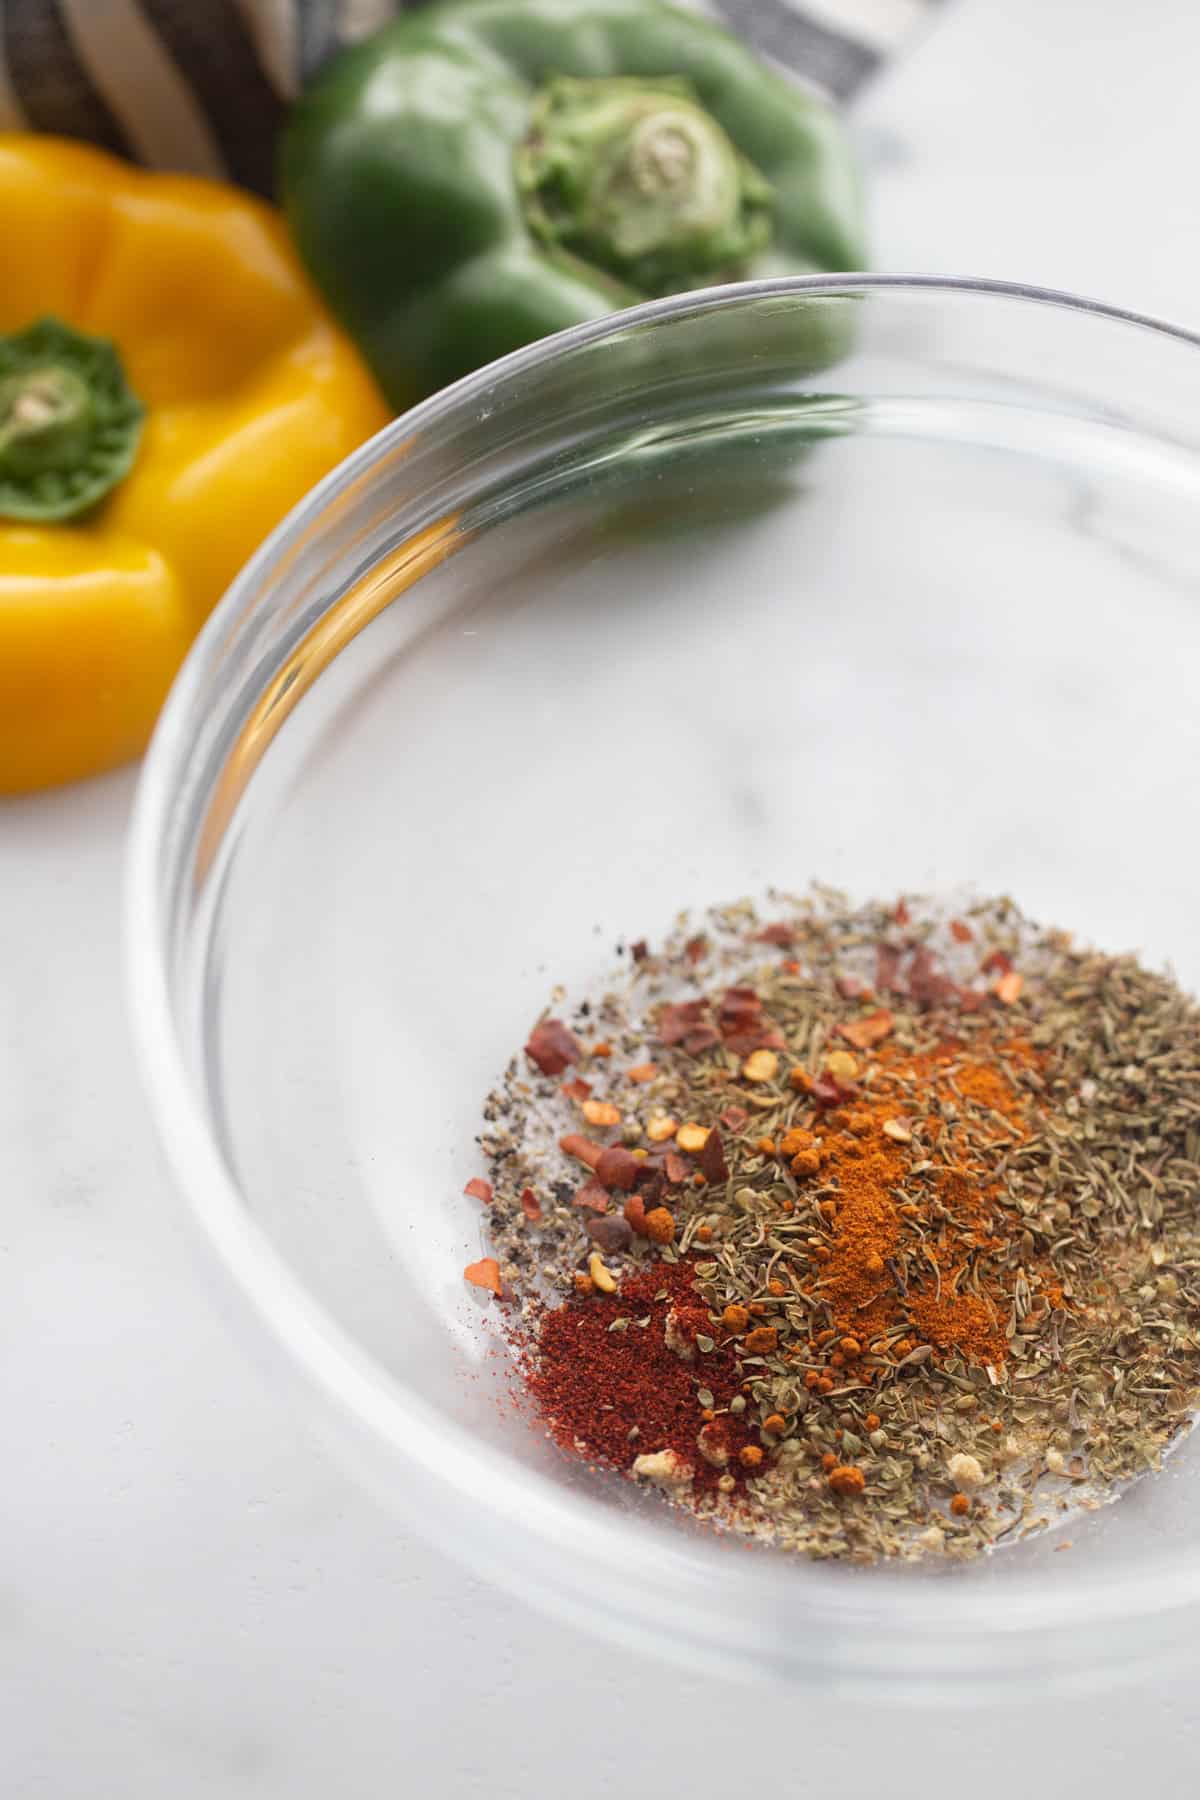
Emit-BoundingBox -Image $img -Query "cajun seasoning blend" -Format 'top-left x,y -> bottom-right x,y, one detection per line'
464,893 -> 1200,1561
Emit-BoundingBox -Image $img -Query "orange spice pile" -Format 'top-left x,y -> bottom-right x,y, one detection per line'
785,1032 -> 1046,1386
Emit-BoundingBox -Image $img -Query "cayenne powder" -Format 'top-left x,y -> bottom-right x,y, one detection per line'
521,1259 -> 756,1495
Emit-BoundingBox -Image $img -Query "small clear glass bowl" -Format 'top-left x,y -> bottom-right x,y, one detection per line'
128,277 -> 1200,1698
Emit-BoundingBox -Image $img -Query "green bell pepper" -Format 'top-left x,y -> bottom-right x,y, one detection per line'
281,0 -> 866,408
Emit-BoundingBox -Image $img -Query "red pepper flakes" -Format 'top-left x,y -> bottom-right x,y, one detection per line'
590,1041 -> 613,1058
811,1074 -> 856,1109
684,934 -> 709,964
525,1017 -> 582,1075
719,1105 -> 749,1132
698,1127 -> 729,1186
950,918 -> 974,943
980,949 -> 1013,977
782,959 -> 801,975
464,1257 -> 503,1296
728,1027 -> 788,1057
908,946 -> 959,1011
634,1163 -> 667,1203
656,999 -> 709,1046
520,1188 -> 542,1223
835,1008 -> 894,1051
463,1177 -> 493,1204
875,943 -> 903,994
664,1152 -> 690,1186
595,1145 -> 640,1192
720,999 -> 771,1051
560,1078 -> 592,1101
626,1062 -> 658,1083
720,986 -> 760,1030
520,1259 -> 756,1494
757,922 -> 796,947
630,939 -> 649,962
717,985 -> 787,1055
573,1178 -> 611,1212
559,1132 -> 603,1170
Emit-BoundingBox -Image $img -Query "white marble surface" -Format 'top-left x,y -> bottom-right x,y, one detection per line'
5,1 -> 1200,1792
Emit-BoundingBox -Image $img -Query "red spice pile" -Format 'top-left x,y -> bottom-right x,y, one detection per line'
520,1260 -> 757,1495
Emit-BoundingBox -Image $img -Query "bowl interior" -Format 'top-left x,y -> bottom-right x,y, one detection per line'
134,280 -> 1200,1693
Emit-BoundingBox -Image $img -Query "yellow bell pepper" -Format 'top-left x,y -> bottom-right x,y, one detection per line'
0,135 -> 390,794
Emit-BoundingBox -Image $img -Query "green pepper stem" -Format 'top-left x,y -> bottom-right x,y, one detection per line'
518,76 -> 773,296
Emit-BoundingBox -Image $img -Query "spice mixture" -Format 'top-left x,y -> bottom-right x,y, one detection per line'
463,893 -> 1200,1561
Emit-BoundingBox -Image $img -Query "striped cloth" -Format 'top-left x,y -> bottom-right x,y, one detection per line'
0,0 -> 937,195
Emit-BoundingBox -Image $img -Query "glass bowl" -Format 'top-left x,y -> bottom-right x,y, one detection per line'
128,277 -> 1200,1698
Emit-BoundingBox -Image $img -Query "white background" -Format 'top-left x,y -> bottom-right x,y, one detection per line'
4,1 -> 1199,1791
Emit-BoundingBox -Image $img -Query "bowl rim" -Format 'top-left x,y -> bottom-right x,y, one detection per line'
126,274 -> 1200,1684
